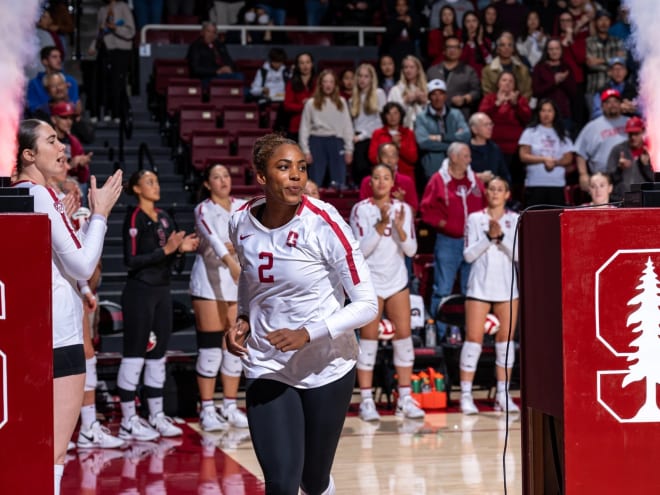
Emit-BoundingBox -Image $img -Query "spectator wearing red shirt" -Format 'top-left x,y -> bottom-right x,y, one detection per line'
282,52 -> 316,142
368,102 -> 419,189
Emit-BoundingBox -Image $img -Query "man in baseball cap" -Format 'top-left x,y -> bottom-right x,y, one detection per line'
606,116 -> 652,200
414,79 -> 470,179
591,57 -> 638,118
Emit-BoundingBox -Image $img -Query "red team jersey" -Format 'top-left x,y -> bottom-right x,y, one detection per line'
229,195 -> 377,388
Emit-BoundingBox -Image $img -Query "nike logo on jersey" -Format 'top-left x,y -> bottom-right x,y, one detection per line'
239,234 -> 254,240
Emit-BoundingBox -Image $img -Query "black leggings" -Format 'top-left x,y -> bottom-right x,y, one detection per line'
246,367 -> 356,495
121,279 -> 172,359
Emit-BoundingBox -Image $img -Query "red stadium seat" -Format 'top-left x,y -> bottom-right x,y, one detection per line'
209,80 -> 246,109
222,104 -> 261,129
319,188 -> 360,221
231,184 -> 263,200
235,59 -> 267,85
166,82 -> 203,116
153,59 -> 189,96
235,128 -> 269,160
201,157 -> 251,185
178,104 -> 218,144
190,130 -> 235,171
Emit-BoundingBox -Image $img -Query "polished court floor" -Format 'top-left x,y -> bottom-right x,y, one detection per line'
61,396 -> 522,494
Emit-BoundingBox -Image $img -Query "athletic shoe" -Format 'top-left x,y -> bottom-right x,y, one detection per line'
358,398 -> 381,422
67,441 -> 76,451
78,421 -> 126,449
119,415 -> 160,442
219,428 -> 251,451
395,395 -> 425,420
219,403 -> 249,428
149,412 -> 183,437
495,392 -> 520,413
460,395 -> 479,415
200,406 -> 229,432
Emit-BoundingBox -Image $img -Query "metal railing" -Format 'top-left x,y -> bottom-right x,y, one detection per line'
140,24 -> 385,47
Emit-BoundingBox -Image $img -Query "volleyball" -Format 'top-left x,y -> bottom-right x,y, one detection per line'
378,319 -> 396,340
484,314 -> 500,335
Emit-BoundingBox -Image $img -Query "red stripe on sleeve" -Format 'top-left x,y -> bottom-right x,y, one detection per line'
130,207 -> 140,256
197,203 -> 213,235
302,197 -> 361,286
46,187 -> 82,249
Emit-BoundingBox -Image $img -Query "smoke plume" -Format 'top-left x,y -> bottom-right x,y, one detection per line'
0,0 -> 43,176
626,0 -> 660,170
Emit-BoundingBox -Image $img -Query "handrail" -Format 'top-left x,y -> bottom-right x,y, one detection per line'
140,23 -> 385,47
138,142 -> 158,174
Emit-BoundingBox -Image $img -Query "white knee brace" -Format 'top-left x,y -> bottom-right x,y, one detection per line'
144,357 -> 167,389
392,337 -> 415,368
84,356 -> 98,392
495,341 -> 516,369
220,349 -> 243,377
196,347 -> 223,378
459,341 -> 483,373
117,357 -> 145,391
356,339 -> 379,371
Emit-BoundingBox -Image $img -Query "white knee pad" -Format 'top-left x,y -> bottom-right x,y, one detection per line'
144,357 -> 167,389
459,341 -> 483,373
495,341 -> 516,369
220,349 -> 243,378
196,347 -> 223,378
84,356 -> 98,392
117,357 -> 145,391
392,337 -> 415,368
356,339 -> 379,371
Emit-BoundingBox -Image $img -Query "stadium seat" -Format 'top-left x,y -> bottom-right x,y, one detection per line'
231,184 -> 263,200
209,80 -> 246,109
153,59 -> 189,97
179,104 -> 219,144
166,81 -> 203,117
201,157 -> 251,185
190,130 -> 235,172
235,128 -> 269,160
235,59 -> 267,85
319,188 -> 360,221
221,103 -> 261,129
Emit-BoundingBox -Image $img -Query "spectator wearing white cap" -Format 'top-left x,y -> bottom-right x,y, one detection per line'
591,56 -> 639,119
414,78 -> 471,181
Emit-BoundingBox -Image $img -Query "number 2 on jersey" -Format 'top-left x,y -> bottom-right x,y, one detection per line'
258,252 -> 275,283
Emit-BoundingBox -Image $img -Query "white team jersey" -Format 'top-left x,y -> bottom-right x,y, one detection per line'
13,181 -> 107,348
190,197 -> 246,301
463,209 -> 519,302
229,195 -> 378,388
349,198 -> 417,298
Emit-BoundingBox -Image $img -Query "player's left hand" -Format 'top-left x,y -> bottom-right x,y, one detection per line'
266,328 -> 310,352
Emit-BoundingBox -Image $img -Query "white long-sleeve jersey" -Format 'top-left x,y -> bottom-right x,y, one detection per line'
14,181 -> 107,348
349,198 -> 417,298
190,197 -> 246,301
463,208 -> 519,302
229,195 -> 378,388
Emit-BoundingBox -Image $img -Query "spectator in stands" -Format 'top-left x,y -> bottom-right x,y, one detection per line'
27,46 -> 80,115
133,0 -> 164,29
591,57 -> 638,119
426,35 -> 481,120
428,0 -> 474,29
283,52 -> 316,142
609,4 -> 631,45
339,68 -> 355,101
414,79 -> 471,181
606,116 -> 652,201
255,0 -> 288,26
387,55 -> 428,129
532,39 -> 577,136
468,112 -> 511,184
186,21 -> 238,88
481,31 -> 532,99
566,0 -> 594,40
585,10 -> 625,117
368,102 -> 419,188
47,0 -> 75,59
350,163 -> 422,423
360,142 -> 418,212
31,73 -> 78,119
165,0 -> 195,18
420,142 -> 486,340
478,71 -> 532,184
481,4 -> 501,43
249,47 -> 289,104
531,0 -> 562,36
493,0 -> 528,39
427,5 -> 462,66
380,0 -> 421,69
460,10 -> 493,79
236,4 -> 276,44
305,0 -> 329,26
299,69 -> 354,188
334,0 -> 379,45
516,10 -> 547,70
209,0 -> 245,27
35,8 -> 65,59
93,0 -> 136,123
377,54 -> 398,96
350,63 -> 387,186
303,179 -> 321,198
50,101 -> 93,203
518,98 -> 575,207
575,88 -> 628,191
